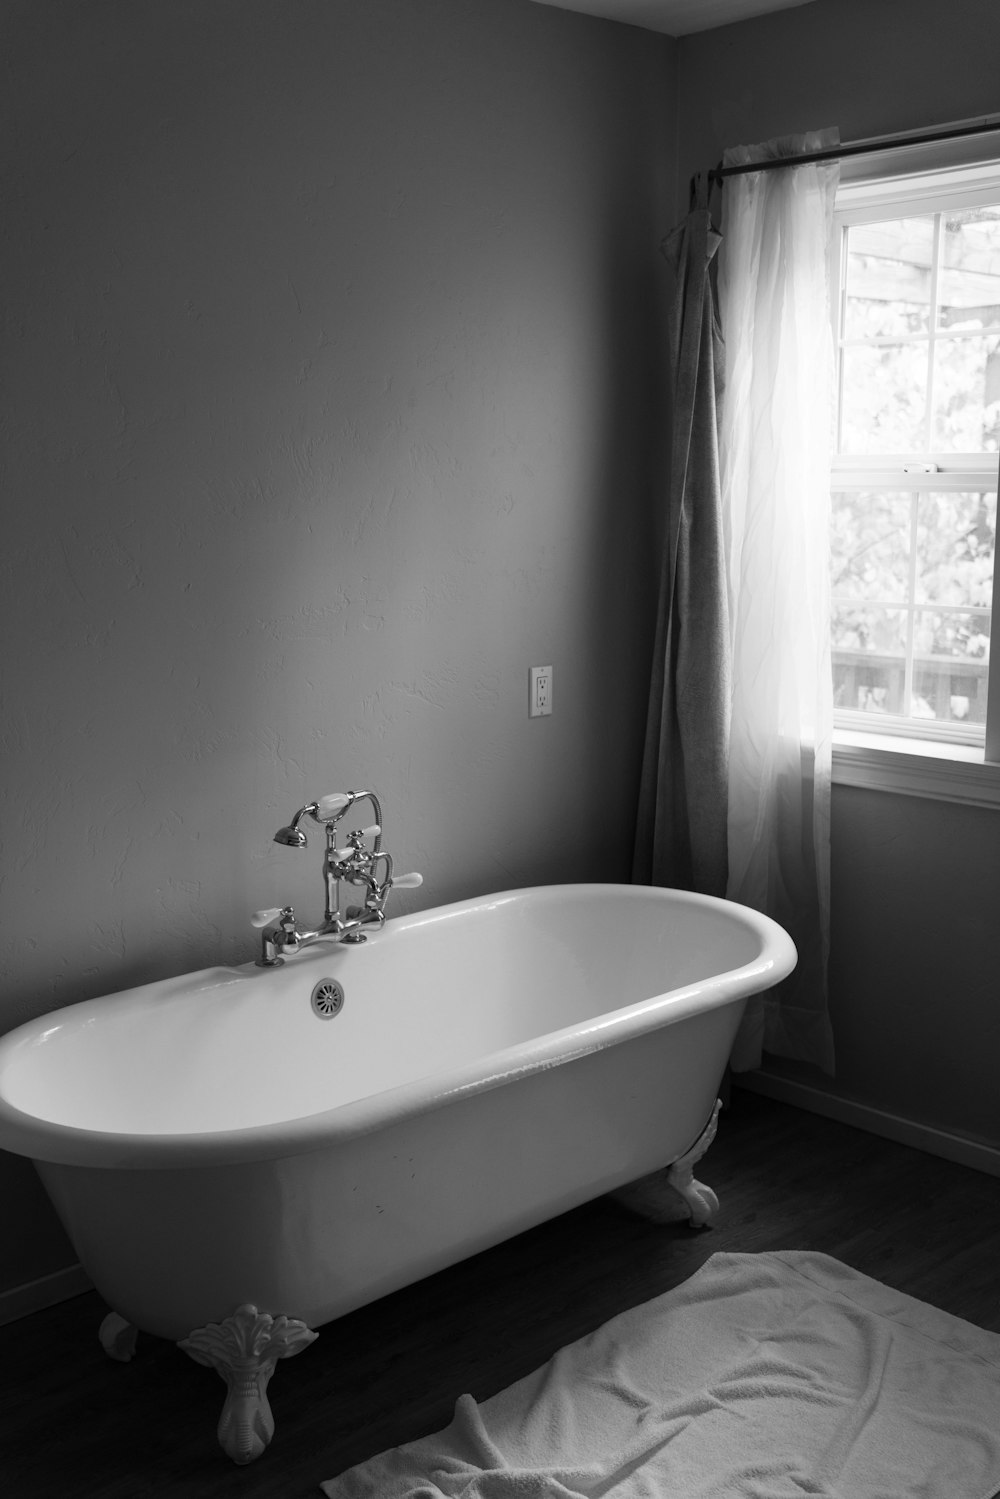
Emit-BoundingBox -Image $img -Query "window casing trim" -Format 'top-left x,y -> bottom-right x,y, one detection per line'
833,730 -> 1000,808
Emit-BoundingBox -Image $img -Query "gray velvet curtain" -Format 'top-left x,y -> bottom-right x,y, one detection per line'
633,183 -> 730,897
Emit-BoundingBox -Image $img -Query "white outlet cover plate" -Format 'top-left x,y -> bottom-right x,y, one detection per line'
530,665 -> 552,717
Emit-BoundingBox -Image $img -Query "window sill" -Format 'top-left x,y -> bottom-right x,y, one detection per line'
832,729 -> 1000,809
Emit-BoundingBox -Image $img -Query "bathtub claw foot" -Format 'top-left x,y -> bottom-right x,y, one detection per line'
178,1303 -> 318,1465
610,1098 -> 723,1227
666,1098 -> 722,1227
99,1311 -> 139,1362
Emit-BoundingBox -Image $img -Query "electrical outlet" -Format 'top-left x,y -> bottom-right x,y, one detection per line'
529,665 -> 552,717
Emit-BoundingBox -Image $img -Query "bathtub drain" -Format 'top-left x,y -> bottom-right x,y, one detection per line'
310,979 -> 345,1018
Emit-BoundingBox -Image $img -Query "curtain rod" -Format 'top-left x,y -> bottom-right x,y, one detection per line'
707,117 -> 1000,186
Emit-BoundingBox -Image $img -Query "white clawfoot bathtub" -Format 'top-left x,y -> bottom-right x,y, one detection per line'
0,883 -> 795,1464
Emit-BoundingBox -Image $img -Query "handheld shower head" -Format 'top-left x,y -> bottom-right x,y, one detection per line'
273,803 -> 317,848
272,792 -> 370,850
273,824 -> 308,847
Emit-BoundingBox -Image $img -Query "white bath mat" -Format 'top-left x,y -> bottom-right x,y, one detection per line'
320,1250 -> 1000,1498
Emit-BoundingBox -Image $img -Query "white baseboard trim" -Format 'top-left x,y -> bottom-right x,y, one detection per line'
0,1263 -> 93,1327
737,1071 -> 1000,1179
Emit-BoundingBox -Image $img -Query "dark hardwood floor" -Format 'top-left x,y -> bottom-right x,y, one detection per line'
2,1088 -> 998,1498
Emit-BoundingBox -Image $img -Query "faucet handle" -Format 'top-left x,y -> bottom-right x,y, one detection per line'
251,906 -> 293,929
251,908 -> 281,928
392,872 -> 423,889
333,825 -> 381,858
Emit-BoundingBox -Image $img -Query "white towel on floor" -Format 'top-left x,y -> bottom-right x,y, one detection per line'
320,1250 -> 1000,1499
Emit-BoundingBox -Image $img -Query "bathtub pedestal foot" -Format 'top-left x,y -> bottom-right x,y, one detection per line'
179,1304 -> 318,1465
665,1098 -> 722,1227
611,1098 -> 722,1227
99,1312 -> 139,1362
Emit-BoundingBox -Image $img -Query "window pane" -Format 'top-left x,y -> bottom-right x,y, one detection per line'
938,206 -> 1000,333
915,491 -> 996,607
832,605 -> 907,715
839,341 -> 928,453
913,609 -> 991,724
911,660 -> 988,723
831,491 -> 911,601
914,607 -> 991,662
931,334 -> 1000,450
844,217 -> 934,338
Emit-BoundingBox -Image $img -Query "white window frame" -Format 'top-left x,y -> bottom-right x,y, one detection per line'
829,142 -> 1000,807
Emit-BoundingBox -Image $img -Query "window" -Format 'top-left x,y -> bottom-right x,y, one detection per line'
831,157 -> 1000,787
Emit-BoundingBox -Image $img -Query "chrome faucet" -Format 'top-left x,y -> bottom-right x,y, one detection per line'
253,790 -> 422,966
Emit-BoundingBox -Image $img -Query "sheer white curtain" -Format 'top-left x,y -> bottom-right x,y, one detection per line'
718,131 -> 839,1074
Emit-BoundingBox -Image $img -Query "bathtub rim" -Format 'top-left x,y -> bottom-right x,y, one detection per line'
0,883 -> 796,1171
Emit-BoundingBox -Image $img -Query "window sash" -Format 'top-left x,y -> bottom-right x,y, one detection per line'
830,165 -> 1000,762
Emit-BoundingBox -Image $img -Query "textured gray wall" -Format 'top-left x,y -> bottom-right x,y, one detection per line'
0,0 -> 674,1293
